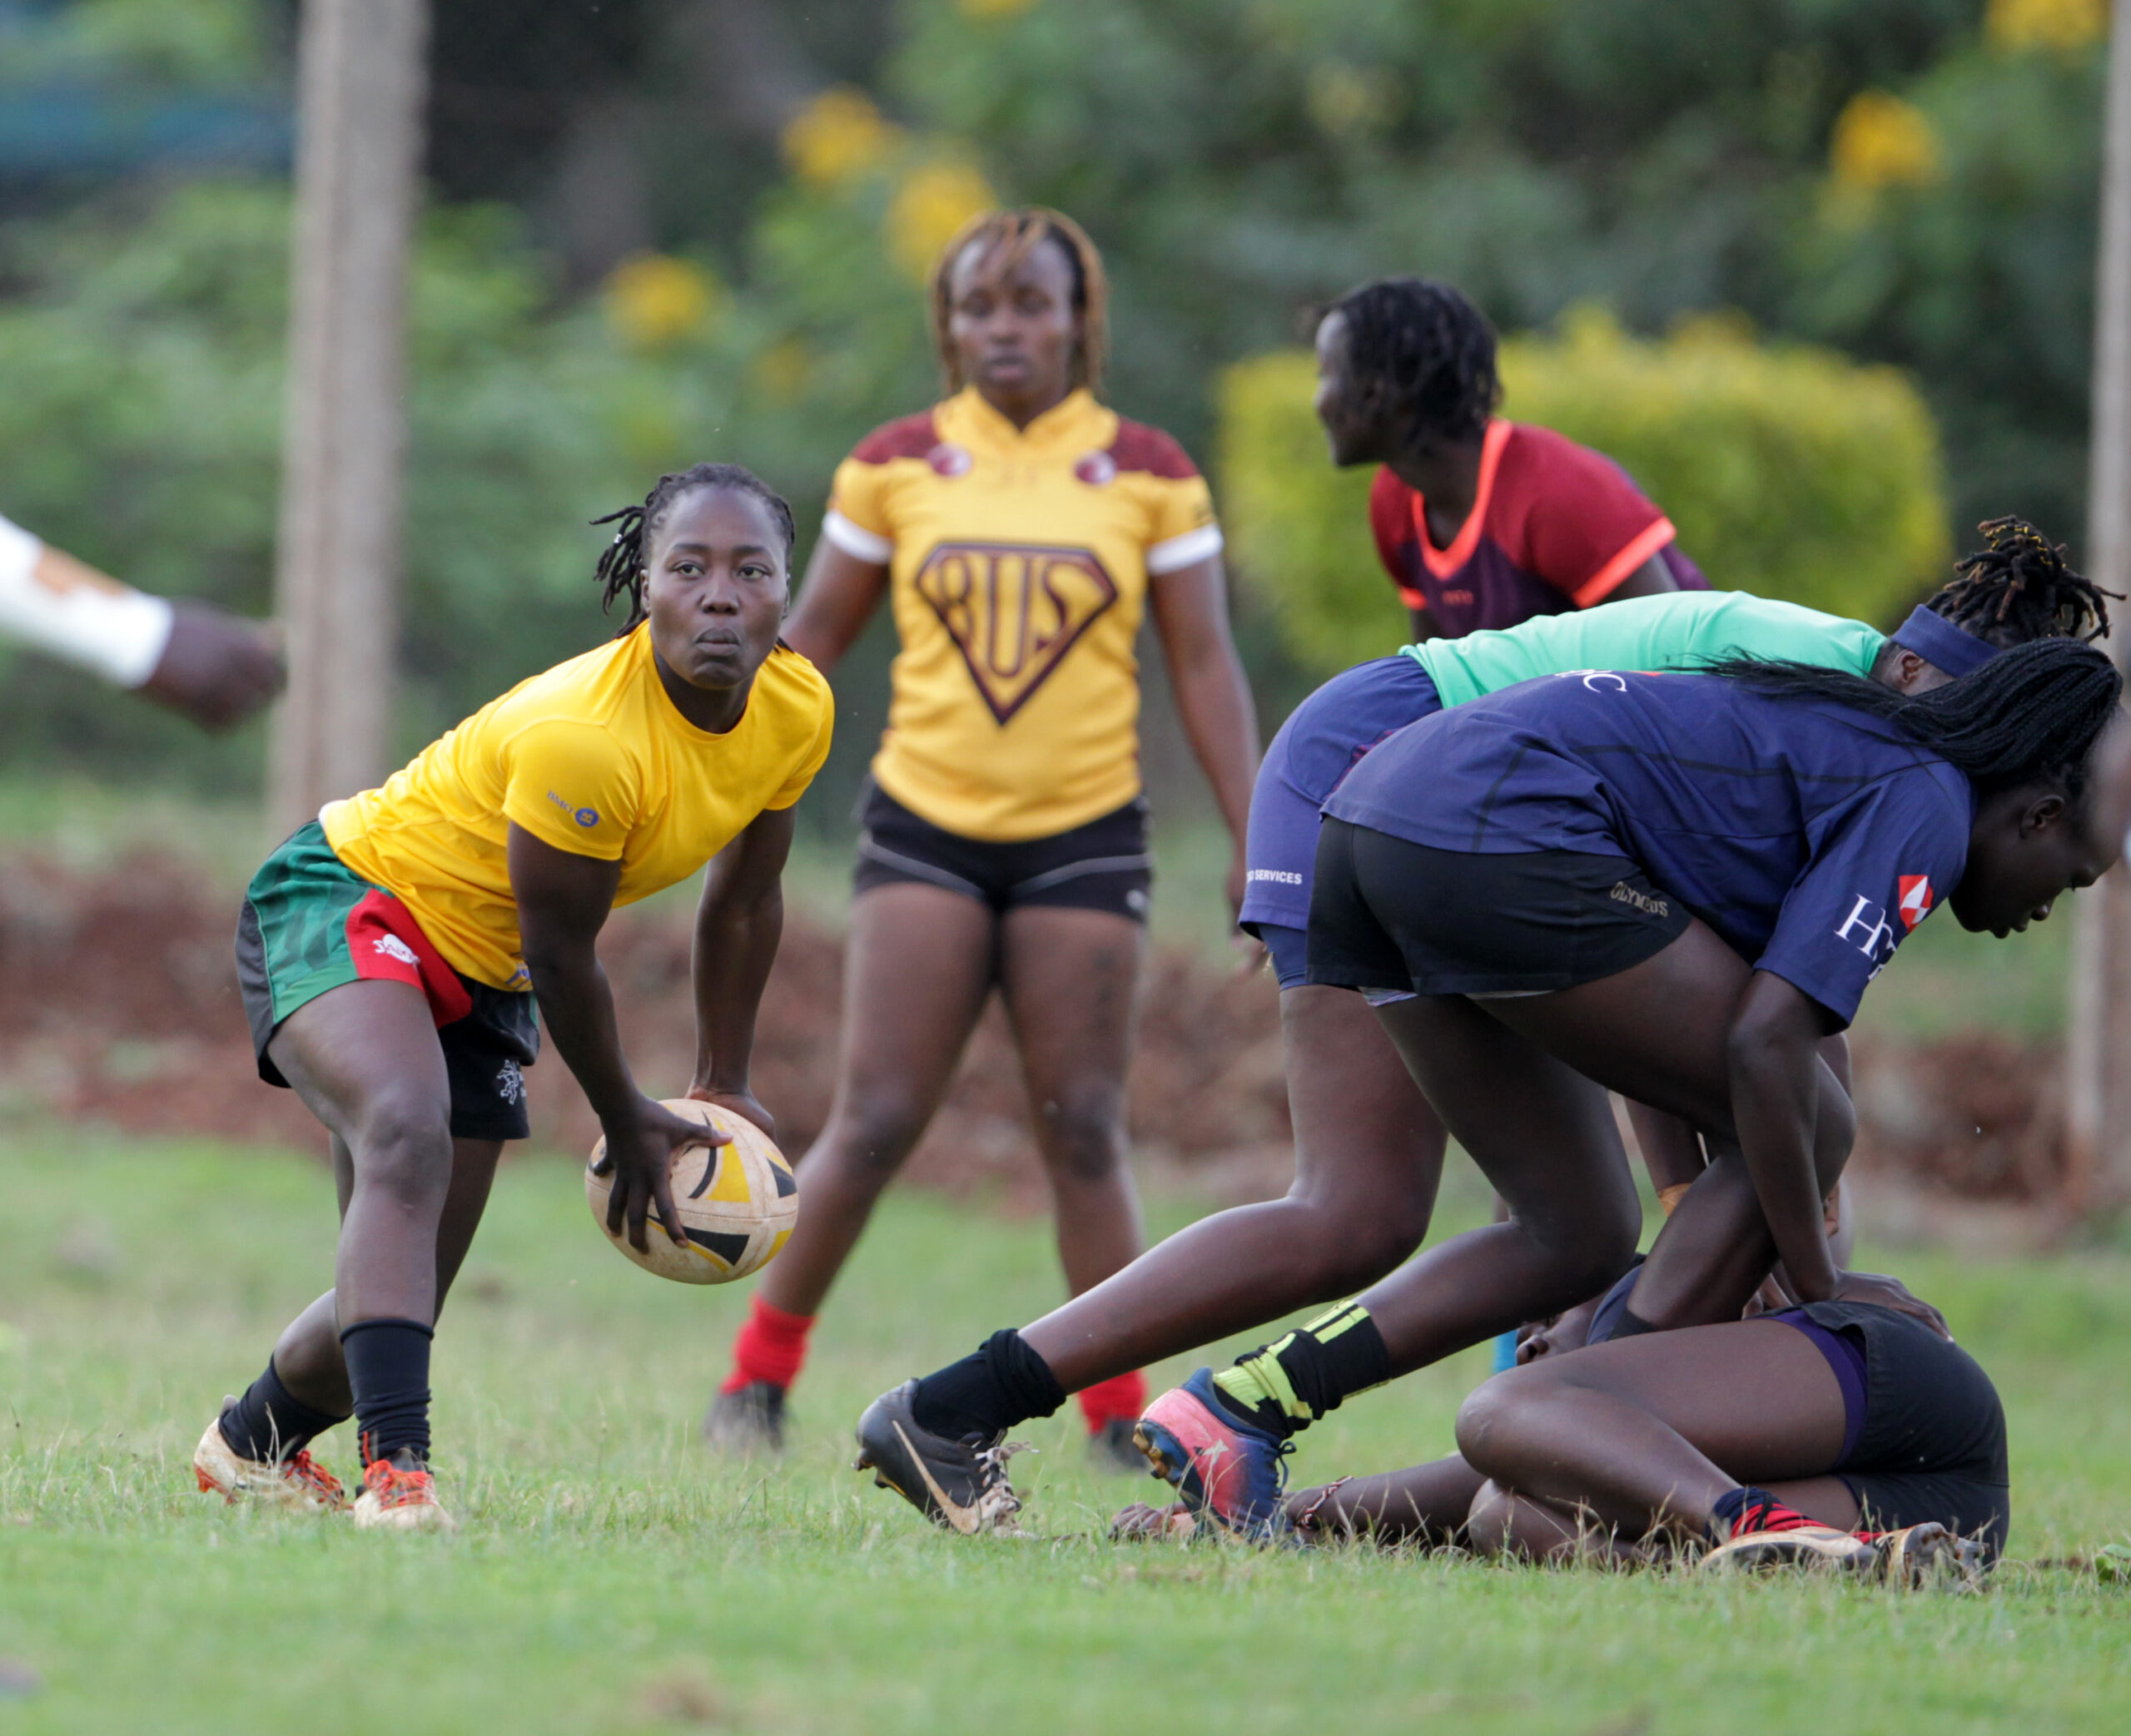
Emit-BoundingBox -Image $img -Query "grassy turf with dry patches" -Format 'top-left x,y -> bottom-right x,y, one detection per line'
2,1130 -> 2130,1736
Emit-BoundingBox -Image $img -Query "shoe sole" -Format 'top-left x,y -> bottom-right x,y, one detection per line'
1700,1530 -> 1880,1576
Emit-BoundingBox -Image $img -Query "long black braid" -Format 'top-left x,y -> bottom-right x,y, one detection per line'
590,462 -> 797,633
1704,637 -> 2122,803
1319,277 -> 1501,447
1924,515 -> 2119,647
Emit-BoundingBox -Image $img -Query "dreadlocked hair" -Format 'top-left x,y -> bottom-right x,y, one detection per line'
1923,515 -> 2118,647
1703,637 -> 2122,804
589,462 -> 796,634
928,206 -> 1108,394
1319,277 -> 1501,446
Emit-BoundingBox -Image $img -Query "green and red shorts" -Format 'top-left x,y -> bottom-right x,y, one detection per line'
235,821 -> 539,1142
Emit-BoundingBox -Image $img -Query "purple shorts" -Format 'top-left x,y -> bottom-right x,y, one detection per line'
1242,656 -> 1443,986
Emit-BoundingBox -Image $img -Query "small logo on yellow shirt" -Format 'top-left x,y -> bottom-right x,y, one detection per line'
915,541 -> 1119,724
547,789 -> 600,827
1074,450 -> 1117,487
926,442 -> 973,479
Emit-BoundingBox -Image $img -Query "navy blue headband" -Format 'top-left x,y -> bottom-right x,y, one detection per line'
1889,606 -> 1999,678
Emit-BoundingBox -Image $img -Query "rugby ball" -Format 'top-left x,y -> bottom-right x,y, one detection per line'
585,1099 -> 798,1284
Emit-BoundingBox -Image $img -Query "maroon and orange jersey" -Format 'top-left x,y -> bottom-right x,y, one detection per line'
821,386 -> 1220,841
1370,419 -> 1706,638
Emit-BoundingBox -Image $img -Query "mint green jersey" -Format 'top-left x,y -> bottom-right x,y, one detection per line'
1399,590 -> 1886,707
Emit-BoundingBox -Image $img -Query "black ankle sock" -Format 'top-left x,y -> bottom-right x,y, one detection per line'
1607,1308 -> 1662,1341
911,1330 -> 1066,1441
340,1317 -> 434,1466
218,1358 -> 349,1463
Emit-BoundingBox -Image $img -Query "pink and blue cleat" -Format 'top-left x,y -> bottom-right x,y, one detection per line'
1132,1367 -> 1293,1543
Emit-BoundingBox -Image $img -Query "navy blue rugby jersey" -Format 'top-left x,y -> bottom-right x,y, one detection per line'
1322,669 -> 1973,1025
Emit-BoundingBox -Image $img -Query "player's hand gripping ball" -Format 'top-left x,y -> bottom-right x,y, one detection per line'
585,1099 -> 798,1283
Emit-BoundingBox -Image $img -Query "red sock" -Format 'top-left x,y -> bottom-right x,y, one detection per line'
1075,1370 -> 1146,1435
722,1296 -> 814,1395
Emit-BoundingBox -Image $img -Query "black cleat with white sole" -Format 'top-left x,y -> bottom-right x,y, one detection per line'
853,1380 -> 1028,1535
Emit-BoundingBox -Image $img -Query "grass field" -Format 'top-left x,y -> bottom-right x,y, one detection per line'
4,1128 -> 2131,1735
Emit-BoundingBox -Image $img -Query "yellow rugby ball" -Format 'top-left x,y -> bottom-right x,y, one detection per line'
585,1099 -> 798,1284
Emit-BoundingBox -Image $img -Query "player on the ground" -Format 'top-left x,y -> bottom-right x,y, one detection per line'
853,522 -> 2105,1533
704,208 -> 1258,1464
1124,1272 -> 2007,1583
0,507 -> 282,727
191,464 -> 832,1530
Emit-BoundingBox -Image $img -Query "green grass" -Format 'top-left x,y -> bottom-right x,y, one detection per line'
4,1132 -> 2131,1734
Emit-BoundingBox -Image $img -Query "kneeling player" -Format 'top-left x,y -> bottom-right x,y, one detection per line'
191,464 -> 831,1529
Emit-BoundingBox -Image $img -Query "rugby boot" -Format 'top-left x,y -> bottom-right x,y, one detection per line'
1869,1523 -> 1985,1590
1133,1367 -> 1293,1543
853,1379 -> 1028,1535
192,1412 -> 346,1512
1698,1495 -> 1876,1576
704,1380 -> 787,1457
351,1457 -> 455,1532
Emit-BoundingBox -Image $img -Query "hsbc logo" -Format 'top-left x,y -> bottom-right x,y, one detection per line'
1834,875 -> 1933,976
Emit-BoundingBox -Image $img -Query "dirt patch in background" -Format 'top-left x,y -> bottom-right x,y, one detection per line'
0,851 -> 2073,1221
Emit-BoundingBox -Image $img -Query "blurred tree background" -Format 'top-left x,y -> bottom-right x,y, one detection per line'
0,0 -> 2110,821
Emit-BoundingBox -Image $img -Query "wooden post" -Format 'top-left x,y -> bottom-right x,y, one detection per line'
266,0 -> 429,838
2064,0 -> 2131,1217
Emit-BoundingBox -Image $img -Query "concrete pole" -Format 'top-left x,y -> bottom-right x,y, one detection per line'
2065,0 -> 2131,1216
266,0 -> 429,838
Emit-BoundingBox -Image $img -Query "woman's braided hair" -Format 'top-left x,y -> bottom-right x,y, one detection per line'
1319,277 -> 1502,446
928,206 -> 1109,394
1704,637 -> 2122,804
1925,516 -> 2118,647
590,462 -> 796,634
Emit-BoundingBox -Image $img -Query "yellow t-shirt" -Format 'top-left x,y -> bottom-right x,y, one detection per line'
322,630 -> 832,990
821,385 -> 1220,841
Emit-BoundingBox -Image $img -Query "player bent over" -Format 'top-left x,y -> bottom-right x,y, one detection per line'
192,464 -> 831,1529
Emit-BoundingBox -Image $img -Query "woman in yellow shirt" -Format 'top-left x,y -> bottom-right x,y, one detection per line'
710,210 -> 1259,1461
191,463 -> 832,1530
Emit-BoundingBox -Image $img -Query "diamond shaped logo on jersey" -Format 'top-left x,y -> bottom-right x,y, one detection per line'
1897,874 -> 1933,930
914,541 -> 1120,724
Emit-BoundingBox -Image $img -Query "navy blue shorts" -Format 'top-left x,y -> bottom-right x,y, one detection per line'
1240,655 -> 1443,986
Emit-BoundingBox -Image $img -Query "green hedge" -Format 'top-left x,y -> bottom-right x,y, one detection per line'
1218,308 -> 1951,676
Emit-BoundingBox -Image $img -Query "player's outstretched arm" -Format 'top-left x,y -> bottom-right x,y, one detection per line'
0,513 -> 283,728
137,599 -> 285,729
1726,969 -> 1946,1336
509,821 -> 725,1252
686,806 -> 795,1138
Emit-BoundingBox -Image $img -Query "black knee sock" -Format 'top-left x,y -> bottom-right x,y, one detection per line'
218,1358 -> 350,1463
340,1318 -> 434,1466
911,1330 -> 1066,1441
1213,1302 -> 1393,1439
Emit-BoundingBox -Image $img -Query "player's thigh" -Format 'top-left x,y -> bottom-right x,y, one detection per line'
268,978 -> 452,1148
1473,919 -> 1750,1135
832,882 -> 998,1109
996,903 -> 1145,1109
1510,1319 -> 1849,1481
1370,992 -> 1635,1243
1282,985 -> 1445,1208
